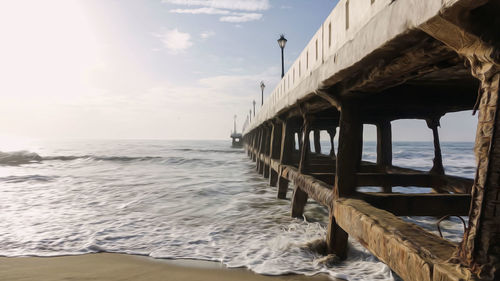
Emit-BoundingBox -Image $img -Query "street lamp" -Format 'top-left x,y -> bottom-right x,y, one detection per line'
260,81 -> 265,106
249,110 -> 252,122
253,100 -> 256,117
277,34 -> 287,78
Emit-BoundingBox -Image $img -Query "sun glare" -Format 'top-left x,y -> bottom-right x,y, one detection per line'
0,0 -> 101,100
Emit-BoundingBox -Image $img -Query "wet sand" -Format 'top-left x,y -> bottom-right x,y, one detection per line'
0,253 -> 338,281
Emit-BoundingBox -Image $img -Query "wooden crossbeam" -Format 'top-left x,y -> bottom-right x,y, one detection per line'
358,192 -> 471,216
355,173 -> 472,194
332,198 -> 473,281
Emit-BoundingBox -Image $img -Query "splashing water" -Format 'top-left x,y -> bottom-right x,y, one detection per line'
0,140 -> 474,280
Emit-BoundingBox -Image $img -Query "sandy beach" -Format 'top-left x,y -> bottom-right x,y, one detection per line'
0,253 -> 336,281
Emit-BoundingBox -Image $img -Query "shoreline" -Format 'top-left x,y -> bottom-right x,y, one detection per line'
0,253 -> 339,281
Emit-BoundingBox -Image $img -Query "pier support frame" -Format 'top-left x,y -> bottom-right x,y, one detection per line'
376,121 -> 393,193
269,121 -> 282,187
326,102 -> 363,257
420,5 -> 500,278
426,117 -> 445,176
278,121 -> 296,199
291,117 -> 312,218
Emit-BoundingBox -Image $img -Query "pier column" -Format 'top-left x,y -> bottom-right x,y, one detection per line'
269,121 -> 283,187
458,72 -> 500,279
426,117 -> 445,175
292,117 -> 312,218
313,130 -> 321,154
335,102 -> 363,198
263,125 -> 271,179
376,121 -> 392,193
327,128 -> 337,158
252,132 -> 258,162
257,128 -> 265,174
278,121 -> 295,199
327,101 -> 362,258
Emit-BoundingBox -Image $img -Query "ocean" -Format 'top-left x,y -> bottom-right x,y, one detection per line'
0,140 -> 475,281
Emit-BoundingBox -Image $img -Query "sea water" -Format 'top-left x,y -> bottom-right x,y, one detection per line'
0,140 -> 475,281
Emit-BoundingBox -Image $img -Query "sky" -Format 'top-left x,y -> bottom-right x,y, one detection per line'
0,0 -> 478,142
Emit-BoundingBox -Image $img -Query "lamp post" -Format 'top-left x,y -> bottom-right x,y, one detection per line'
277,34 -> 287,78
260,81 -> 265,106
253,100 -> 256,117
249,110 -> 252,122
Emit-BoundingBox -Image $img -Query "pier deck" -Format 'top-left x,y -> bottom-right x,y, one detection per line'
242,0 -> 500,280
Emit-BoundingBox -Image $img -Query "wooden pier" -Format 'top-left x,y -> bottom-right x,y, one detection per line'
242,0 -> 500,280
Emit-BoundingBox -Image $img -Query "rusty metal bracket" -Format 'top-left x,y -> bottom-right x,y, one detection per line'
436,215 -> 467,239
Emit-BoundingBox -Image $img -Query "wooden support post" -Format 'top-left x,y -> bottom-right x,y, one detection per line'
426,117 -> 445,175
327,102 -> 362,257
327,128 -> 337,158
269,122 -> 282,187
257,129 -> 264,173
376,121 -> 392,193
326,211 -> 348,259
298,119 -> 311,174
278,121 -> 294,199
421,12 -> 500,277
459,73 -> 500,279
252,132 -> 258,162
260,129 -> 267,175
335,102 -> 363,198
313,129 -> 321,154
263,126 -> 270,178
292,118 -> 311,218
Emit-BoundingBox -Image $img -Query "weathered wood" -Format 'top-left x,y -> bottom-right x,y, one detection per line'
278,122 -> 295,199
257,129 -> 264,174
356,173 -> 472,194
426,117 -> 445,176
460,73 -> 500,278
313,129 -> 321,154
356,173 -> 434,188
310,172 -> 335,185
277,175 -> 289,199
269,168 -> 278,187
291,172 -> 334,208
298,119 -> 311,174
333,198 -> 473,281
334,102 -> 363,198
291,185 -> 308,218
376,121 -> 393,193
292,118 -> 311,218
327,128 -> 337,158
358,192 -> 471,216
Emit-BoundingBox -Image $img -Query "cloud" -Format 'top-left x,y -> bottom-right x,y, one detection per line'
162,0 -> 269,11
170,7 -> 230,15
164,0 -> 268,23
200,30 -> 215,39
156,28 -> 192,53
220,13 -> 262,23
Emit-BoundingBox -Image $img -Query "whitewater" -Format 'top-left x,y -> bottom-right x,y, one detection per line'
0,140 -> 475,280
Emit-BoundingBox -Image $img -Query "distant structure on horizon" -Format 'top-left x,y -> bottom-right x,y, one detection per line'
230,115 -> 242,147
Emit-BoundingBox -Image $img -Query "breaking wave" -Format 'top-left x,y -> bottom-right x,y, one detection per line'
0,151 -> 230,167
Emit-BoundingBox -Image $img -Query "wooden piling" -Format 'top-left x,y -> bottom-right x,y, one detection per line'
313,130 -> 321,154
426,117 -> 445,175
292,118 -> 311,218
278,121 -> 295,199
376,121 -> 392,193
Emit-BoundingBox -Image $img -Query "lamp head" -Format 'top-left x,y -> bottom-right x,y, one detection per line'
277,34 -> 287,49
